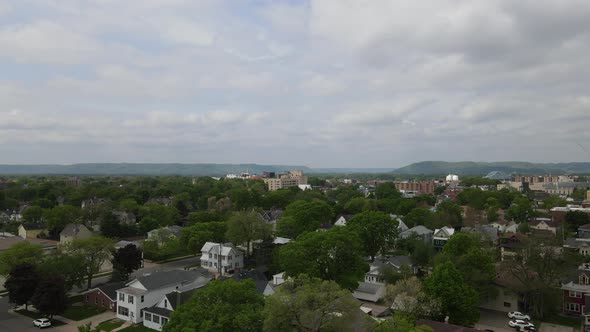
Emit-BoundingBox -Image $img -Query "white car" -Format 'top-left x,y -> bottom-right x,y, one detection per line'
33,318 -> 51,328
508,311 -> 531,320
508,319 -> 534,329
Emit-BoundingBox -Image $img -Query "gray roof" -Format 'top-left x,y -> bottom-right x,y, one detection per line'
164,289 -> 197,310
131,270 -> 209,291
232,270 -> 269,294
400,225 -> 433,236
564,237 -> 590,248
144,306 -> 172,318
59,223 -> 90,237
355,282 -> 382,295
372,256 -> 416,269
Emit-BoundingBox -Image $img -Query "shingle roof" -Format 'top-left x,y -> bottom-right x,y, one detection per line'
355,282 -> 382,295
165,289 -> 197,310
232,270 -> 269,294
60,223 -> 90,237
132,270 -> 209,291
400,225 -> 433,236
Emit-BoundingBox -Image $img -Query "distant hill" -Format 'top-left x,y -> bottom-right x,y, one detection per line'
0,163 -> 313,176
311,168 -> 397,174
394,161 -> 590,175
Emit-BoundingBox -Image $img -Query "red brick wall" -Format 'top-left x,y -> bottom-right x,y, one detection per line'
84,290 -> 116,312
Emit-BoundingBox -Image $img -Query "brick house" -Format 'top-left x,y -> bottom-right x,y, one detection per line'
561,263 -> 590,317
84,281 -> 126,312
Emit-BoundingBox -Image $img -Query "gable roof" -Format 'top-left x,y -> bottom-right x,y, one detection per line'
60,223 -> 91,237
232,270 -> 269,294
164,289 -> 197,310
400,225 -> 433,236
200,242 -> 241,256
128,269 -> 210,291
87,281 -> 126,301
20,223 -> 46,231
355,282 -> 382,295
371,256 -> 416,270
434,226 -> 455,238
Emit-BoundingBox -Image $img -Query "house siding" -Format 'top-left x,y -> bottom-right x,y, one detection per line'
563,290 -> 585,315
84,290 -> 116,312
479,286 -> 520,313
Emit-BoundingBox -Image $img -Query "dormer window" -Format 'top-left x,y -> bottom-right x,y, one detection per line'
164,299 -> 168,308
581,274 -> 590,285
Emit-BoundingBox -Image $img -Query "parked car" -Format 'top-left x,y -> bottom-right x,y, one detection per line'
33,318 -> 51,328
508,311 -> 531,320
515,326 -> 536,332
508,319 -> 534,329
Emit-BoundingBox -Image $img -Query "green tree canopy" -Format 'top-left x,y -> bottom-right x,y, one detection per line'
31,276 -> 68,319
0,241 -> 44,275
66,236 -> 114,289
164,280 -> 264,332
279,227 -> 367,290
38,253 -> 86,291
226,211 -> 271,256
263,275 -> 364,332
44,205 -> 81,237
277,200 -> 334,238
347,211 -> 399,261
180,222 -> 227,254
424,261 -> 479,326
4,263 -> 40,310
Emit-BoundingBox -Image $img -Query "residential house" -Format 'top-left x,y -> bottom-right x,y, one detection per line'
390,214 -> 409,232
259,209 -> 283,231
143,289 -> 198,331
334,214 -> 355,227
264,272 -> 287,296
399,226 -> 434,243
147,226 -> 184,242
564,238 -> 590,256
18,223 -> 47,239
433,226 -> 455,250
528,218 -> 560,235
272,237 -> 291,245
561,263 -> 590,318
113,211 -> 137,225
200,242 -> 243,276
116,269 -> 211,324
84,282 -> 126,312
499,234 -> 527,262
231,270 -> 272,295
580,224 -> 590,239
479,263 -> 525,313
60,223 -> 93,244
81,198 -> 106,209
365,256 -> 418,284
489,221 -> 518,234
352,282 -> 386,303
359,303 -> 391,318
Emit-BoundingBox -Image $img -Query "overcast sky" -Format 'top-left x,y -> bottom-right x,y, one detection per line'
1,0 -> 590,167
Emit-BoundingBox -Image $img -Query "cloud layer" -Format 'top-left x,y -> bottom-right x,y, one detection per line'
1,0 -> 590,167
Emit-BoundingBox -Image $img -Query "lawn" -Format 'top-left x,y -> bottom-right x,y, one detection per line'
118,324 -> 154,332
14,309 -> 66,326
95,318 -> 125,332
61,305 -> 105,321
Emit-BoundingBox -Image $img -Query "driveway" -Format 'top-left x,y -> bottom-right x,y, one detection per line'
476,309 -> 517,332
539,323 -> 574,332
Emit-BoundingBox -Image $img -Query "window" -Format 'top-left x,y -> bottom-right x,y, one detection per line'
85,295 -> 89,302
569,291 -> 582,298
129,295 -> 134,304
141,295 -> 144,303
214,254 -> 217,259
153,315 -> 160,324
101,299 -> 104,306
228,255 -> 232,260
162,318 -> 168,325
235,262 -> 239,267
164,299 -> 168,308
581,274 -> 590,285
209,253 -> 212,258
95,297 -> 98,304
566,302 -> 580,312
118,306 -> 129,316
145,313 -> 152,322
214,262 -> 217,267
119,293 -> 124,301
504,302 -> 511,307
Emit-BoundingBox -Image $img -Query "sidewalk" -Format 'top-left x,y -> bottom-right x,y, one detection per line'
53,311 -> 116,332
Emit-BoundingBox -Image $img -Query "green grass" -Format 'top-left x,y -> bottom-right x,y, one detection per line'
61,305 -> 105,321
118,324 -> 154,332
14,310 -> 66,326
95,318 -> 125,332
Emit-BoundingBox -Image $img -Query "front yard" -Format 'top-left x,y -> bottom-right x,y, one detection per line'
95,318 -> 125,332
61,304 -> 105,321
118,324 -> 154,332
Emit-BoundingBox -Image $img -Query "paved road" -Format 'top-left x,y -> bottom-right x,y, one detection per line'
0,298 -> 46,332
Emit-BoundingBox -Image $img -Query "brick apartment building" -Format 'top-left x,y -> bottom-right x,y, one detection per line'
263,170 -> 308,191
394,181 -> 437,195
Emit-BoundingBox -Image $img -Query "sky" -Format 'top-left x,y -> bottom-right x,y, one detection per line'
1,0 -> 590,168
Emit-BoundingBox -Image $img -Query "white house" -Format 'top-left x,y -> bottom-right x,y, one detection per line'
142,289 -> 199,331
116,269 -> 211,324
200,242 -> 244,276
60,223 -> 93,244
352,282 -> 386,302
334,214 -> 355,227
364,256 -> 418,284
433,226 -> 455,250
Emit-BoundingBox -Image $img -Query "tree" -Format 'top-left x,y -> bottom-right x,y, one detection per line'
164,280 -> 264,332
180,222 -> 227,254
542,195 -> 567,210
226,211 -> 271,257
385,277 -> 440,321
44,205 -> 81,238
347,211 -> 399,261
371,314 -> 433,332
403,208 -> 435,228
424,261 -> 479,326
31,276 -> 68,319
38,253 -> 86,291
0,241 -> 43,275
435,201 -> 463,227
565,211 -> 590,233
506,196 -> 535,223
4,263 -> 40,310
139,203 -> 180,228
375,183 -> 402,200
22,206 -> 44,224
66,236 -> 114,289
263,276 -> 364,332
438,233 -> 497,301
344,197 -> 374,214
279,227 -> 367,290
277,200 -> 334,238
111,244 -> 143,281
